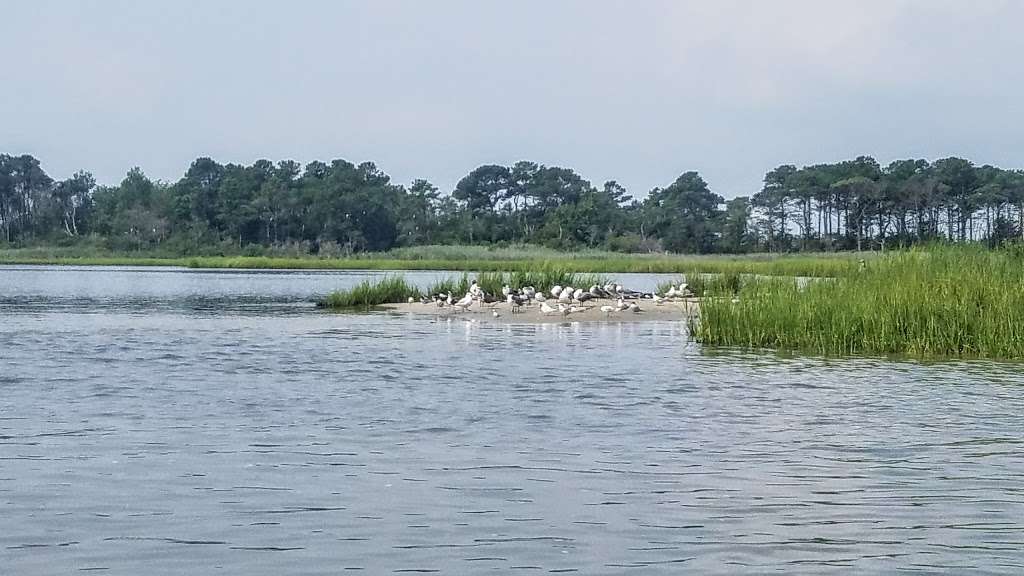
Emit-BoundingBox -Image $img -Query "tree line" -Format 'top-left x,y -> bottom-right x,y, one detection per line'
2,152 -> 1023,255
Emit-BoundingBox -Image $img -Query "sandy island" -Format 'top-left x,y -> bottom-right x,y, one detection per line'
382,297 -> 699,323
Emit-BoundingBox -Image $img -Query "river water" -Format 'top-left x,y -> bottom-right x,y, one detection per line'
2,265 -> 1023,574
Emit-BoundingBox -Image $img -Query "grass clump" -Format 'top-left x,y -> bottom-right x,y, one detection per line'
657,269 -> 743,297
425,267 -> 608,297
691,246 -> 1024,359
4,244 -> 865,278
318,267 -> 611,309
318,275 -> 421,309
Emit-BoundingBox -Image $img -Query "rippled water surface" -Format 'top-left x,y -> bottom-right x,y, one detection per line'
2,266 -> 1023,574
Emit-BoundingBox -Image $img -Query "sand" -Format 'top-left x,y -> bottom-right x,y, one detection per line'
381,297 -> 699,323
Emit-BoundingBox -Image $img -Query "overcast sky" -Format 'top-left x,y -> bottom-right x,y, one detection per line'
3,0 -> 1022,198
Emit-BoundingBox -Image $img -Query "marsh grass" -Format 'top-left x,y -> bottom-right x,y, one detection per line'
319,267 -> 611,309
425,268 -> 608,297
692,247 -> 1024,359
182,254 -> 857,277
657,269 -> 744,297
3,244 -> 863,278
317,276 -> 422,309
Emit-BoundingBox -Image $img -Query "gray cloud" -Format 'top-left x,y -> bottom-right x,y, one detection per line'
3,0 -> 1022,198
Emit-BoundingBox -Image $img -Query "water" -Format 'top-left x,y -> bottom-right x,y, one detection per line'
2,266 -> 1023,574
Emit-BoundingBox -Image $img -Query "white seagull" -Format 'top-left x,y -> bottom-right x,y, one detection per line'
540,301 -> 557,315
454,293 -> 474,312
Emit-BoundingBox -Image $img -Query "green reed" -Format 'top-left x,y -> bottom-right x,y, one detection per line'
426,268 -> 608,297
691,246 -> 1024,359
4,244 -> 863,278
317,275 -> 422,309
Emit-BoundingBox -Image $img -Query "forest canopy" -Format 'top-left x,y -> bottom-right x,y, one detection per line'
2,153 -> 1023,255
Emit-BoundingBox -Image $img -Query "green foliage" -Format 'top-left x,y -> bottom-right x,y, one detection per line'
317,267 -> 611,309
318,276 -> 422,309
424,268 -> 607,297
7,150 -> 1024,257
691,246 -> 1024,359
657,269 -> 743,297
0,245 -> 864,277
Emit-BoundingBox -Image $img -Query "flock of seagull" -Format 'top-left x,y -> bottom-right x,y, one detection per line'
411,280 -> 695,318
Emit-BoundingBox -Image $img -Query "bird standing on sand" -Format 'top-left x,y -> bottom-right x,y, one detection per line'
558,289 -> 572,304
454,293 -> 474,312
551,285 -> 563,298
652,294 -> 664,305
540,301 -> 557,315
600,305 -> 616,317
507,293 -> 523,314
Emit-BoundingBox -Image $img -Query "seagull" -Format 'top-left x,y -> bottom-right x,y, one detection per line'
540,301 -> 557,315
600,305 -> 616,317
665,286 -> 678,298
492,309 -> 501,318
407,296 -> 415,304
558,289 -> 572,304
501,285 -> 511,298
629,302 -> 642,313
523,286 -> 536,300
616,298 -> 630,311
551,285 -> 563,298
508,294 -> 523,314
652,294 -> 665,305
454,293 -> 474,312
445,293 -> 454,306
572,288 -> 584,303
534,292 -> 546,304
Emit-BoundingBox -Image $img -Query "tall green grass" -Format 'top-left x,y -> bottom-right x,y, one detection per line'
3,245 -> 863,278
656,269 -> 743,297
317,276 -> 422,309
319,267 -> 611,309
691,247 -> 1024,359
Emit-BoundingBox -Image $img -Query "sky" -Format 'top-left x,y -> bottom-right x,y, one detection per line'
3,0 -> 1023,199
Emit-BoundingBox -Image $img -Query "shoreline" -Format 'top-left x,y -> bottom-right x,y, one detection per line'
0,252 -> 859,276
381,297 -> 699,323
